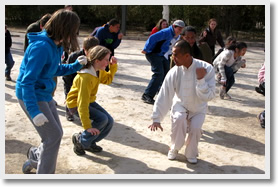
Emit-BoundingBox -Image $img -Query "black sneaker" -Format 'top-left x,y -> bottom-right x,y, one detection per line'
85,144 -> 103,153
66,107 -> 74,121
72,133 -> 85,155
6,75 -> 12,81
141,94 -> 155,105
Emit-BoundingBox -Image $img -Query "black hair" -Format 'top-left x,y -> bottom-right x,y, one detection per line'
174,39 -> 192,56
108,18 -> 120,26
181,26 -> 196,36
227,42 -> 248,51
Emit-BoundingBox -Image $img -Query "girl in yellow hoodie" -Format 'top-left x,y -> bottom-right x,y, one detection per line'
67,45 -> 117,155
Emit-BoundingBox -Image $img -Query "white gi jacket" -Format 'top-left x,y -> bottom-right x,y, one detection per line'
152,58 -> 216,123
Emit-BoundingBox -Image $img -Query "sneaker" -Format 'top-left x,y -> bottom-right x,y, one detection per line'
22,159 -> 34,174
72,133 -> 85,155
85,144 -> 103,153
141,94 -> 155,105
26,146 -> 37,159
187,158 -> 198,164
167,149 -> 178,160
65,108 -> 74,121
224,93 -> 232,99
5,75 -> 12,81
219,87 -> 226,99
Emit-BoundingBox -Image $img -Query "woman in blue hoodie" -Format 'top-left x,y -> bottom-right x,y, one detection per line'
16,9 -> 87,174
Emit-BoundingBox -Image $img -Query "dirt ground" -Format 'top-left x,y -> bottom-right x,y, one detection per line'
4,29 -> 266,178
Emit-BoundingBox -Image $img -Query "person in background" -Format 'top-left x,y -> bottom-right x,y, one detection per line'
16,9 -> 85,174
256,62 -> 265,128
64,5 -> 73,11
148,40 -> 215,164
94,18 -> 123,71
23,13 -> 52,52
212,36 -> 237,62
150,19 -> 168,36
141,20 -> 185,105
213,42 -> 248,99
63,36 -> 99,121
5,25 -> 15,81
199,18 -> 225,57
67,46 -> 117,156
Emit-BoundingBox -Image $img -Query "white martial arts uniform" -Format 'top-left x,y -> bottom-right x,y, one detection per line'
152,58 -> 215,159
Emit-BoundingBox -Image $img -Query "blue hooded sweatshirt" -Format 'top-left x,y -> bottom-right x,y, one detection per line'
143,25 -> 176,56
16,30 -> 82,119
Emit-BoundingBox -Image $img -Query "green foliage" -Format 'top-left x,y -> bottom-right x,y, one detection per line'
5,5 -> 265,38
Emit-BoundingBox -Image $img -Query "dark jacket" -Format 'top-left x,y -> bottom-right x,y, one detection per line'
24,21 -> 41,52
199,27 -> 224,55
192,42 -> 203,60
94,24 -> 122,55
5,29 -> 12,54
62,50 -> 85,96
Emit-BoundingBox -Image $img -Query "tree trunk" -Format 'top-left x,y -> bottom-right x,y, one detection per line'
162,5 -> 169,23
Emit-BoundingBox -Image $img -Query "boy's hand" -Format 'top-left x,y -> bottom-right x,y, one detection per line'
110,56 -> 117,64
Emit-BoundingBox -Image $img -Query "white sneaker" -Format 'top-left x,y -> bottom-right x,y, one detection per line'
168,149 -> 178,160
219,87 -> 226,99
187,158 -> 198,164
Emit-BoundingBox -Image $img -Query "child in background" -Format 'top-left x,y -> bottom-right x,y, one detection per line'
67,45 -> 118,155
213,42 -> 248,99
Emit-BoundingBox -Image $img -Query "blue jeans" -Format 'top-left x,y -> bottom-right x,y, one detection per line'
80,102 -> 114,149
224,65 -> 235,93
144,53 -> 170,98
5,52 -> 15,77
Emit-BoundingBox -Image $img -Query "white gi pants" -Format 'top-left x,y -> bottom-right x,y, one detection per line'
170,110 -> 205,159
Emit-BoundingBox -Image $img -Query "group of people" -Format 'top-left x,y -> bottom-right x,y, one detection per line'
9,6 -> 262,174
15,7 -> 123,174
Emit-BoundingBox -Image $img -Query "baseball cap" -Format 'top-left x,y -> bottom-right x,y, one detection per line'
173,20 -> 186,28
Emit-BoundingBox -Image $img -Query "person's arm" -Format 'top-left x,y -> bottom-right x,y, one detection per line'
21,46 -> 49,119
99,57 -> 118,85
195,64 -> 216,101
76,74 -> 94,130
216,30 -> 225,48
143,29 -> 167,54
54,56 -> 85,77
151,68 -> 176,123
111,32 -> 122,50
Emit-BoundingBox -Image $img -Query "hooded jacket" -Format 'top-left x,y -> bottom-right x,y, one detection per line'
16,30 -> 82,119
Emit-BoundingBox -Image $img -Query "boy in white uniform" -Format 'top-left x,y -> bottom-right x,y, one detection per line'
148,40 -> 215,164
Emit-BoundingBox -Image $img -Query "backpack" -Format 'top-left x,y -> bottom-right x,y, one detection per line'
90,26 -> 102,36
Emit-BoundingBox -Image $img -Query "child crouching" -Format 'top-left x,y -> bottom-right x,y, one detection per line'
66,45 -> 118,155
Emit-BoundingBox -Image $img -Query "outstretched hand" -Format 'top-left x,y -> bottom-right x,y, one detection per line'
148,122 -> 163,132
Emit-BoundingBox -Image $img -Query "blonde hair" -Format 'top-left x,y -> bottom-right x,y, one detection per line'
83,45 -> 111,69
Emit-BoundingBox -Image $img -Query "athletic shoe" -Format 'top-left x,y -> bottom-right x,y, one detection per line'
167,149 -> 178,160
72,133 -> 85,155
22,159 -> 33,174
85,144 -> 103,153
219,87 -> 226,99
26,146 -> 37,159
224,93 -> 232,99
187,158 -> 198,164
141,94 -> 155,105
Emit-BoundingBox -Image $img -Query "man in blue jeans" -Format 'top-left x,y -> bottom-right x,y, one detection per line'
141,20 -> 185,104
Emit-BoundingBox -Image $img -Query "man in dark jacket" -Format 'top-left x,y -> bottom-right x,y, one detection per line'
5,25 -> 14,81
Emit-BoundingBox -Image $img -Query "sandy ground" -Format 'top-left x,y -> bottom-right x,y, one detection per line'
4,30 -> 266,178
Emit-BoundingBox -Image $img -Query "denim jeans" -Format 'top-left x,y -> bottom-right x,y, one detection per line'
144,53 -> 170,98
80,102 -> 114,149
224,65 -> 235,93
5,52 -> 15,77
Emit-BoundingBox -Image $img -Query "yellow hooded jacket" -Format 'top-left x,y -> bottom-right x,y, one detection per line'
66,64 -> 117,130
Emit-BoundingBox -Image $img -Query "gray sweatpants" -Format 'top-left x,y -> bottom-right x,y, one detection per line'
18,99 -> 63,174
